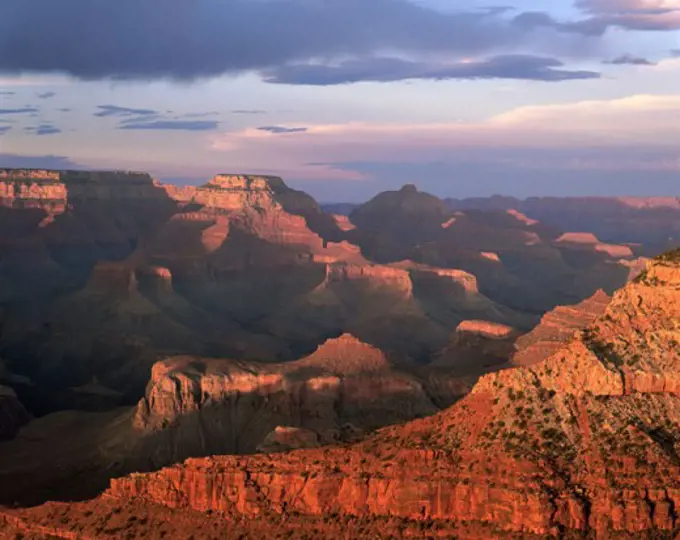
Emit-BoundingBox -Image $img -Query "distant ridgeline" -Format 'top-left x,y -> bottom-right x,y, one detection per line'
0,169 -> 291,210
0,169 -> 287,188
0,168 -> 153,185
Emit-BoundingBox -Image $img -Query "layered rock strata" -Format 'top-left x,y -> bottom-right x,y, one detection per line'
107,254 -> 680,537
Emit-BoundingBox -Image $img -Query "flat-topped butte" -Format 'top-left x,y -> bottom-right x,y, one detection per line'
203,174 -> 286,191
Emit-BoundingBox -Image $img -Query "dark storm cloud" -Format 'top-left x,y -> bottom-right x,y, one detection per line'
94,105 -> 159,117
25,124 -> 62,135
0,107 -> 39,115
118,120 -> 219,131
258,126 -> 308,134
604,54 -> 656,65
0,0 -> 613,82
37,91 -> 56,99
265,55 -> 600,85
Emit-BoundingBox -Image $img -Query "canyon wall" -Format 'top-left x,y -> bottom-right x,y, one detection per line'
106,254 -> 680,537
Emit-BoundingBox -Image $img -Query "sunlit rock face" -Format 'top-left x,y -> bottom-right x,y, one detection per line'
106,252 -> 680,538
132,334 -> 439,460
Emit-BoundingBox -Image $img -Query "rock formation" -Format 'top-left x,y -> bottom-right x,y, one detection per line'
446,195 -> 680,257
0,171 -> 645,407
512,289 -> 611,366
100,251 -> 680,538
345,186 -> 638,315
0,168 -> 675,531
132,334 -> 438,459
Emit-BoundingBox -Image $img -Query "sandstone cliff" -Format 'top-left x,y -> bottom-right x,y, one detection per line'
105,253 -> 680,538
132,334 -> 438,459
512,289 -> 611,366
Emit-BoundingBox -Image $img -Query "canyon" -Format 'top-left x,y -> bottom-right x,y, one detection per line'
0,168 -> 677,538
326,193 -> 680,258
3,249 -> 679,538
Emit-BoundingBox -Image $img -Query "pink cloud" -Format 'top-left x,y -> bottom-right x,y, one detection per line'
577,0 -> 680,29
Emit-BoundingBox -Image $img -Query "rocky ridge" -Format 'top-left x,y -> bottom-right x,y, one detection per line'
445,195 -> 680,256
133,334 -> 438,455
512,289 -> 611,366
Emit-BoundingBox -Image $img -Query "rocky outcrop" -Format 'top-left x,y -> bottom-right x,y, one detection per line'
105,253 -> 680,538
256,426 -> 320,452
428,320 -> 519,395
132,335 -> 438,458
555,231 -> 635,259
512,289 -> 611,366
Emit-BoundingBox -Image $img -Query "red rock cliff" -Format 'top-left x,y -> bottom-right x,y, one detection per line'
108,253 -> 680,537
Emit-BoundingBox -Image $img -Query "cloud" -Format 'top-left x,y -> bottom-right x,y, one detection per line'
0,0 -> 620,81
25,124 -> 62,135
672,49 -> 680,56
0,91 -> 15,96
0,125 -> 10,135
37,91 -> 56,99
265,55 -> 600,85
93,106 -> 221,130
209,94 -> 680,188
0,153 -> 82,169
94,104 -> 158,117
0,107 -> 39,115
180,111 -> 220,118
232,110 -> 267,115
118,119 -> 219,131
604,54 -> 656,65
257,126 -> 308,134
576,0 -> 680,30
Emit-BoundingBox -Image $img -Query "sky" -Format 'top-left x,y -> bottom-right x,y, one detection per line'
0,0 -> 678,202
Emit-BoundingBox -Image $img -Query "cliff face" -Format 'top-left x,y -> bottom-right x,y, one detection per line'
349,187 -> 636,315
512,289 -> 611,366
0,171 -> 354,408
0,169 -> 178,304
132,334 -> 438,459
106,254 -> 680,537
